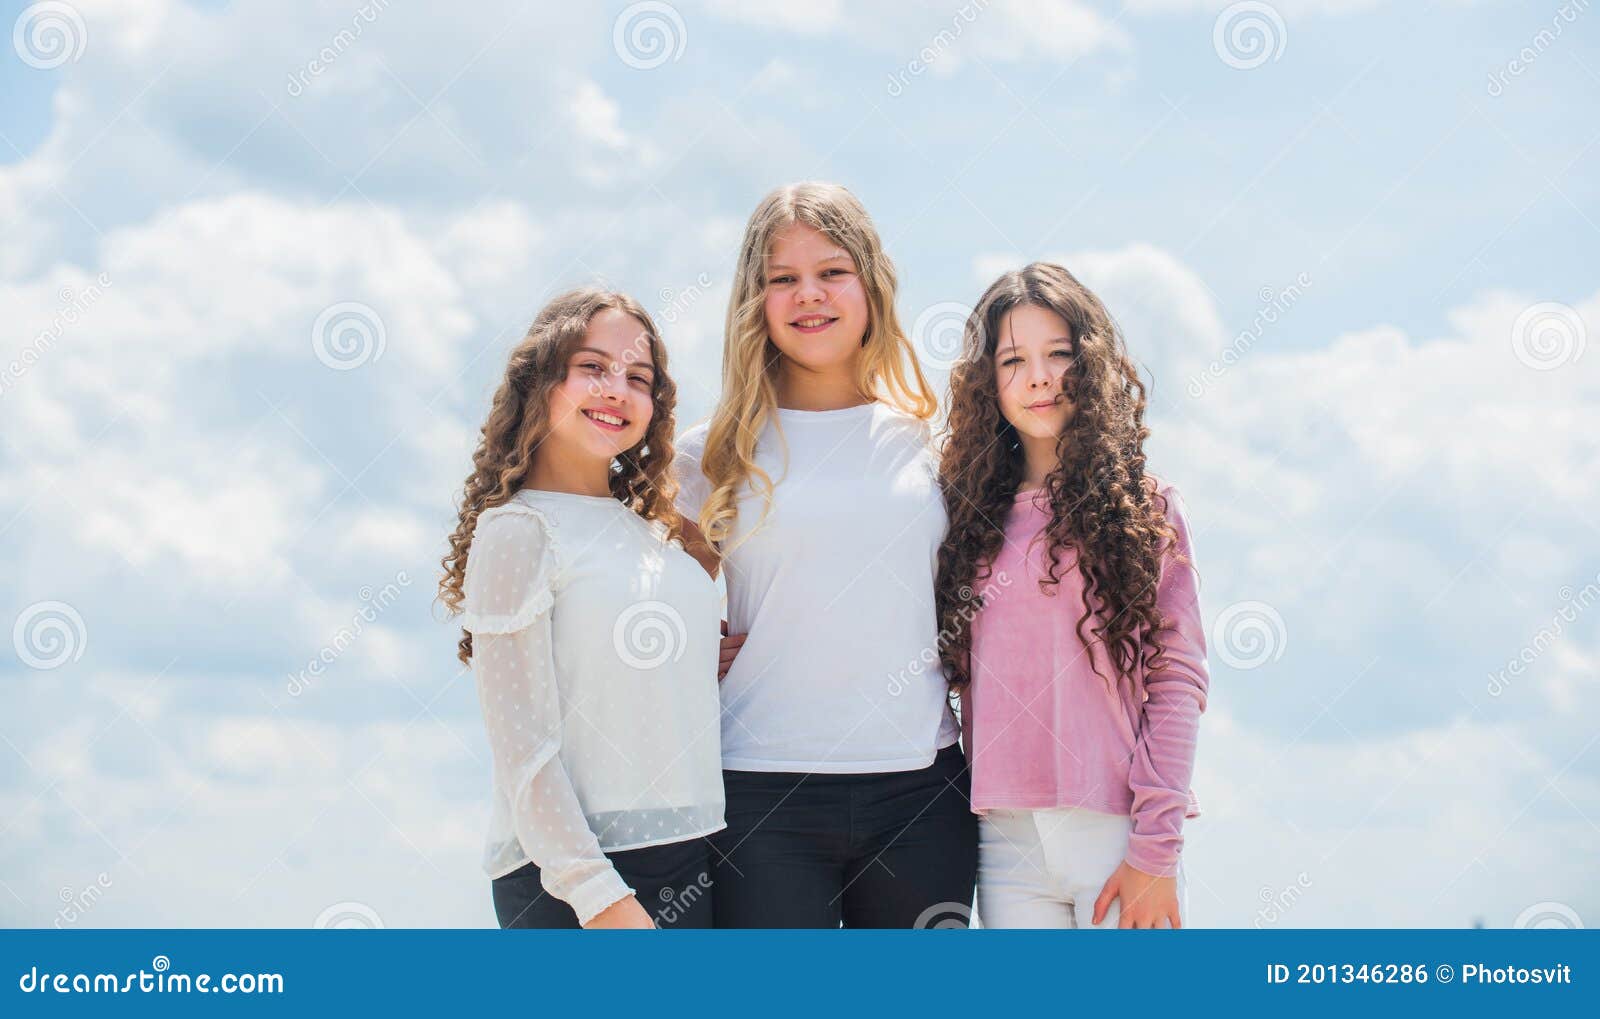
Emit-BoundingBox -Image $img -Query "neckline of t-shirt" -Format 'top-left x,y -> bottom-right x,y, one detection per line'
515,487 -> 626,506
774,400 -> 880,422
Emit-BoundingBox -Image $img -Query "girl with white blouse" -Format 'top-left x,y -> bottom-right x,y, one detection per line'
673,182 -> 978,927
439,288 -> 725,929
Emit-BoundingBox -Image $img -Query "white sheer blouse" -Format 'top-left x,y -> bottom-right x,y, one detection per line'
459,488 -> 725,925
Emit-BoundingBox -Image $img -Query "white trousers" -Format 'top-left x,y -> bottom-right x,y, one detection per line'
976,807 -> 1190,929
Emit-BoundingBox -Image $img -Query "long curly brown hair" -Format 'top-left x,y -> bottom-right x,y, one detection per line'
438,287 -> 682,664
935,262 -> 1181,692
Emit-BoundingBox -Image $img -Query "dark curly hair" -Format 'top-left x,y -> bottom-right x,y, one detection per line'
935,262 -> 1182,692
437,287 -> 682,665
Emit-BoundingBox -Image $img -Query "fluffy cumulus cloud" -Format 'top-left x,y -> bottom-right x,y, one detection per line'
0,1 -> 745,929
704,0 -> 1133,67
3,667 -> 490,927
2,0 -> 1593,928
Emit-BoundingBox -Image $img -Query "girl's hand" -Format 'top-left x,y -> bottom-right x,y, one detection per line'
718,620 -> 746,681
582,894 -> 656,929
1092,860 -> 1181,929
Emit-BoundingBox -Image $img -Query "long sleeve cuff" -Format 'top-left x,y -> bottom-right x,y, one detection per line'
553,866 -> 636,927
1125,830 -> 1182,878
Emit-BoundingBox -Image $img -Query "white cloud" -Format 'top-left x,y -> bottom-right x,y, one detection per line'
1190,707 -> 1600,928
0,192 -> 493,609
977,244 -> 1229,375
978,0 -> 1133,62
700,0 -> 1131,72
568,79 -> 629,151
0,678 -> 493,926
434,200 -> 543,294
697,0 -> 847,36
1124,0 -> 1398,14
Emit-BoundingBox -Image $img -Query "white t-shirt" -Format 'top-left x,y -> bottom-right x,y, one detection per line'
674,401 -> 962,773
459,488 -> 725,924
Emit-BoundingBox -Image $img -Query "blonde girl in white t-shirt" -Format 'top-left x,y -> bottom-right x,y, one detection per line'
673,182 -> 977,928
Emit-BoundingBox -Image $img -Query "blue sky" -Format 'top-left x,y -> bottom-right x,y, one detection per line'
2,0 -> 1596,929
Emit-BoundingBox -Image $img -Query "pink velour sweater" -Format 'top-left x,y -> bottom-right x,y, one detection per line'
960,478 -> 1208,877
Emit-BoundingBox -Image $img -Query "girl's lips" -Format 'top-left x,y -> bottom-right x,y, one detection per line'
582,408 -> 629,433
790,316 -> 838,334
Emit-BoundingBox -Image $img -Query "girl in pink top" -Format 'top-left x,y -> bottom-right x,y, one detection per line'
936,262 -> 1208,930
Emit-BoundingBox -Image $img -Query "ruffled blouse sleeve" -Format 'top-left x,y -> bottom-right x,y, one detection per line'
461,504 -> 635,925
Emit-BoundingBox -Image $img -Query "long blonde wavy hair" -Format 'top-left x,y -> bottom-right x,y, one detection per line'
438,287 -> 682,664
697,181 -> 937,550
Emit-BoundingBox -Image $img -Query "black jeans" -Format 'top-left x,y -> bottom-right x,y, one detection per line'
491,835 -> 715,929
709,742 -> 978,928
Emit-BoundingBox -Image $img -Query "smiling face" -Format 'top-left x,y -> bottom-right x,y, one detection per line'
544,307 -> 657,462
762,221 -> 870,373
994,302 -> 1077,440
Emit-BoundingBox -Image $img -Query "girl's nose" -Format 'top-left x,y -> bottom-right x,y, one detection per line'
588,365 -> 623,399
796,276 -> 825,305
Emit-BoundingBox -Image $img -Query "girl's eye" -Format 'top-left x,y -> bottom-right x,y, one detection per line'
999,356 -> 1022,367
629,374 -> 650,386
580,361 -> 606,373
823,268 -> 850,278
768,275 -> 794,285
1051,350 -> 1073,359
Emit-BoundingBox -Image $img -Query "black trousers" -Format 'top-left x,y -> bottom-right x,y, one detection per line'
709,742 -> 978,928
491,834 -> 715,929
